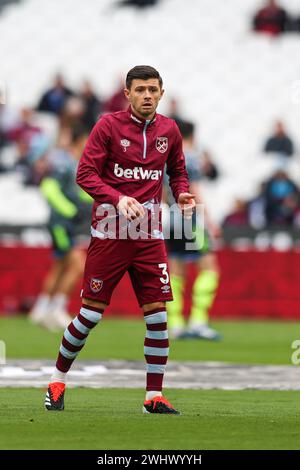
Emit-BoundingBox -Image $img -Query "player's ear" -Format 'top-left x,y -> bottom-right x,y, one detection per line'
159,88 -> 165,100
124,88 -> 130,101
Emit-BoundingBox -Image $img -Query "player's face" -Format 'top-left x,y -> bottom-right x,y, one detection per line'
124,78 -> 164,120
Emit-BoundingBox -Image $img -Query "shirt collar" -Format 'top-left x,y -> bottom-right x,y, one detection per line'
127,106 -> 156,126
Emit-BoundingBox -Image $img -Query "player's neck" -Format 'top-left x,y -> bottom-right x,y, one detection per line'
130,106 -> 156,123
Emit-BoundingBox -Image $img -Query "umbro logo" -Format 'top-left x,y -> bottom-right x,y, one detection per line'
120,139 -> 130,152
161,285 -> 171,293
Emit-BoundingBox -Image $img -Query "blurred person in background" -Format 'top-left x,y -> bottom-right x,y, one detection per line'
0,104 -> 6,151
222,198 -> 249,228
264,120 -> 294,162
103,78 -> 128,113
59,96 -> 86,132
29,127 -> 92,331
167,98 -> 220,181
117,0 -> 160,8
264,170 -> 299,226
37,73 -> 74,116
22,133 -> 50,186
222,171 -> 300,230
200,150 -> 219,181
253,0 -> 288,36
167,97 -> 186,130
5,107 -> 41,145
0,128 -> 5,152
0,106 -> 43,176
248,183 -> 267,230
165,121 -> 221,340
79,80 -> 103,132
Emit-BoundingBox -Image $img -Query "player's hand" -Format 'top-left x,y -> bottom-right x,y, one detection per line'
177,192 -> 196,219
117,196 -> 145,221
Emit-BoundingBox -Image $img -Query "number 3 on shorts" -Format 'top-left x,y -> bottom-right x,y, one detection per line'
158,263 -> 169,285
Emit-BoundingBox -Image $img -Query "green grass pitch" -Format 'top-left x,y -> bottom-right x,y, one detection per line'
0,316 -> 300,449
0,316 -> 298,364
0,388 -> 300,450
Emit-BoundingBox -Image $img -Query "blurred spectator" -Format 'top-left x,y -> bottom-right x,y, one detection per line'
37,74 -> 74,115
5,107 -> 41,144
264,170 -> 299,225
168,97 -> 186,130
177,120 -> 219,182
22,133 -> 51,186
117,0 -> 160,8
253,0 -> 287,36
12,137 -> 33,179
0,105 -> 5,149
223,173 -> 300,229
293,205 -> 300,228
177,121 -> 200,179
0,103 -> 20,136
222,199 -> 249,228
294,15 -> 300,33
59,96 -> 86,132
79,80 -> 103,131
0,128 -> 4,150
248,183 -> 267,229
201,150 -> 219,181
103,80 -> 127,113
264,121 -> 294,158
0,107 -> 43,175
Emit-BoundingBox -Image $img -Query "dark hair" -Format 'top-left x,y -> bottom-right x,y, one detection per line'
177,120 -> 195,139
126,65 -> 163,89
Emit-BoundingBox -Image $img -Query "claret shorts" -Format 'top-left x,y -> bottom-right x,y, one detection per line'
81,238 -> 173,307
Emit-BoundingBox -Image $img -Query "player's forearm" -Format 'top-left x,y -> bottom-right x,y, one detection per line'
76,115 -> 123,206
169,175 -> 189,203
167,122 -> 190,202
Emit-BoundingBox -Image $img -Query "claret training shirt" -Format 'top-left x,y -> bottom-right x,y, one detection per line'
77,107 -> 189,239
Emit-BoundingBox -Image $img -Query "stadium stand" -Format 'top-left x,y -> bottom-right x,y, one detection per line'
1,0 -> 300,226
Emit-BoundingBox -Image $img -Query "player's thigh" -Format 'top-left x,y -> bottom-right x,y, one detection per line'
82,238 -> 133,304
129,240 -> 173,307
198,252 -> 220,273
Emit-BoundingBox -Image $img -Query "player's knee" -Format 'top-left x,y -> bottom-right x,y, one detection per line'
82,297 -> 107,310
142,301 -> 165,313
199,253 -> 220,273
